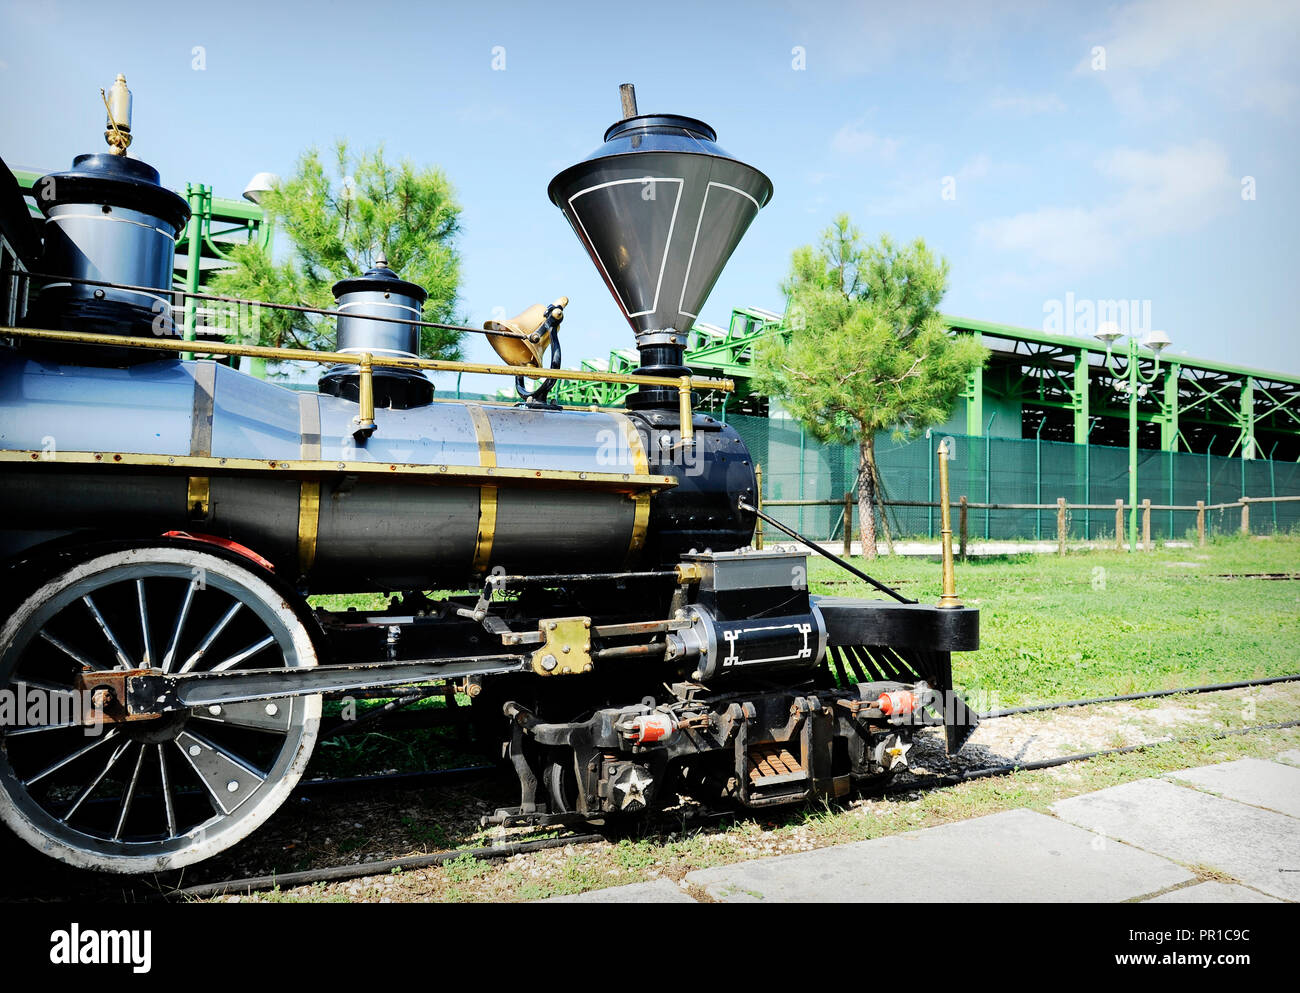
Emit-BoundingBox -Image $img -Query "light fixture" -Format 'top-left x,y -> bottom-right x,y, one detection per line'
1144,329 -> 1172,354
242,172 -> 279,205
1094,322 -> 1123,346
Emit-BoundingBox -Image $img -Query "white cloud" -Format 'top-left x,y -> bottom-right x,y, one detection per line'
786,0 -> 1047,80
830,120 -> 901,162
987,89 -> 1066,115
957,153 -> 992,182
862,152 -> 997,216
977,141 -> 1235,270
1081,0 -> 1300,116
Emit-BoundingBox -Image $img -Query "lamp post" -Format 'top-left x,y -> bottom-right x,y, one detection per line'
1096,323 -> 1172,552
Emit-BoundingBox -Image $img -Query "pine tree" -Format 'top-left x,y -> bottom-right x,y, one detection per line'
212,141 -> 463,360
753,216 -> 987,559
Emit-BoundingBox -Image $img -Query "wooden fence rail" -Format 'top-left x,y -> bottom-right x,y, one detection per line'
759,494 -> 1300,555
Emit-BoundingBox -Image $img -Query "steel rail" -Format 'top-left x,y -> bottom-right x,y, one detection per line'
978,673 -> 1300,719
169,831 -> 608,900
888,719 -> 1300,796
171,718 -> 1300,901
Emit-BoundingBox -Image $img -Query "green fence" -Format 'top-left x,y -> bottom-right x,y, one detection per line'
725,413 -> 1300,541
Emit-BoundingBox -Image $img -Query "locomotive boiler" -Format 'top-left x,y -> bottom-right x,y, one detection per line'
0,79 -> 979,873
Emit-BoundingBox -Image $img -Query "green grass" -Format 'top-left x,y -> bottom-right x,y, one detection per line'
810,534 -> 1300,705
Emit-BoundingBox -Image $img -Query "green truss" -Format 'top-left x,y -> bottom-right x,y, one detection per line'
554,308 -> 1300,457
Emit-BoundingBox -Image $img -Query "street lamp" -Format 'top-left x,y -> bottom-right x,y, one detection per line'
1096,322 -> 1173,552
241,172 -> 279,205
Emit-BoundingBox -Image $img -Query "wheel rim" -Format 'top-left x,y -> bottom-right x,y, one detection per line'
0,547 -> 320,873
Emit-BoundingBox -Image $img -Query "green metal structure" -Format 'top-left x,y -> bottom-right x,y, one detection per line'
556,308 -> 1300,463
550,304 -> 783,414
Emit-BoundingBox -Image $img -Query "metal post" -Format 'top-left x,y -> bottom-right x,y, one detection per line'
1128,341 -> 1139,553
1168,451 -> 1174,540
182,183 -> 207,361
843,491 -> 853,558
798,422 -> 806,534
927,435 -> 934,539
1196,500 -> 1205,546
1141,498 -> 1151,551
1206,445 -> 1212,508
937,441 -> 961,608
1269,441 -> 1279,532
984,414 -> 995,540
754,464 -> 764,550
1056,497 -> 1067,556
959,496 -> 968,562
1084,422 -> 1097,540
1035,419 -> 1044,540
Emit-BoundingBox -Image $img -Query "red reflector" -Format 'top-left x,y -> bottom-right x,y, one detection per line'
875,691 -> 916,716
630,714 -> 676,744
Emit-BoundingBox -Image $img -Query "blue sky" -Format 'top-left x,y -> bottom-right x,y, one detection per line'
3,0 -> 1297,393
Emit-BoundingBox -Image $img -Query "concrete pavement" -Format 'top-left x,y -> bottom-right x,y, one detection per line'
542,753 -> 1300,903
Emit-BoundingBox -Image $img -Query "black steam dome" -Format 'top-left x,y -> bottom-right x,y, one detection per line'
318,254 -> 434,409
26,74 -> 191,357
548,102 -> 772,408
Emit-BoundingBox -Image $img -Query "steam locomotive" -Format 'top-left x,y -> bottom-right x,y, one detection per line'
0,79 -> 978,873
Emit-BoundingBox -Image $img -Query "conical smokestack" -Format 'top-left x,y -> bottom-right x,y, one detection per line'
548,90 -> 772,408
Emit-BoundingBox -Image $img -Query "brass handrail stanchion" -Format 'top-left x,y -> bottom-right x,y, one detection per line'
677,376 -> 695,447
353,352 -> 376,441
754,464 -> 764,550
937,439 -> 962,608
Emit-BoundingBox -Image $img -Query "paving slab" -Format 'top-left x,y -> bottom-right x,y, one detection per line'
1166,759 -> 1300,819
684,808 -> 1192,903
1052,778 -> 1300,901
1275,750 -> 1300,768
1145,882 -> 1281,903
541,879 -> 697,903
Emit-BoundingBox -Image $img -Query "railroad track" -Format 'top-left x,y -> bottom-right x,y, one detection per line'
161,674 -> 1299,901
9,674 -> 1292,902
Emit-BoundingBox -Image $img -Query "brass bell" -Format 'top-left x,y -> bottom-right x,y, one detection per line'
485,297 -> 567,368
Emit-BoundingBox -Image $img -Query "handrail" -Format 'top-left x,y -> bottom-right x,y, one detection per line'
1,325 -> 733,445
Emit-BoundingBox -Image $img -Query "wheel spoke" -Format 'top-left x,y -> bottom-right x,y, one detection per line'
161,578 -> 200,673
82,594 -> 134,669
174,730 -> 267,815
23,728 -> 120,786
178,602 -> 243,674
113,744 -> 146,841
39,630 -> 104,672
61,738 -> 133,822
4,722 -> 84,737
210,635 -> 276,673
157,744 -> 178,839
136,580 -> 155,669
2,680 -> 86,735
